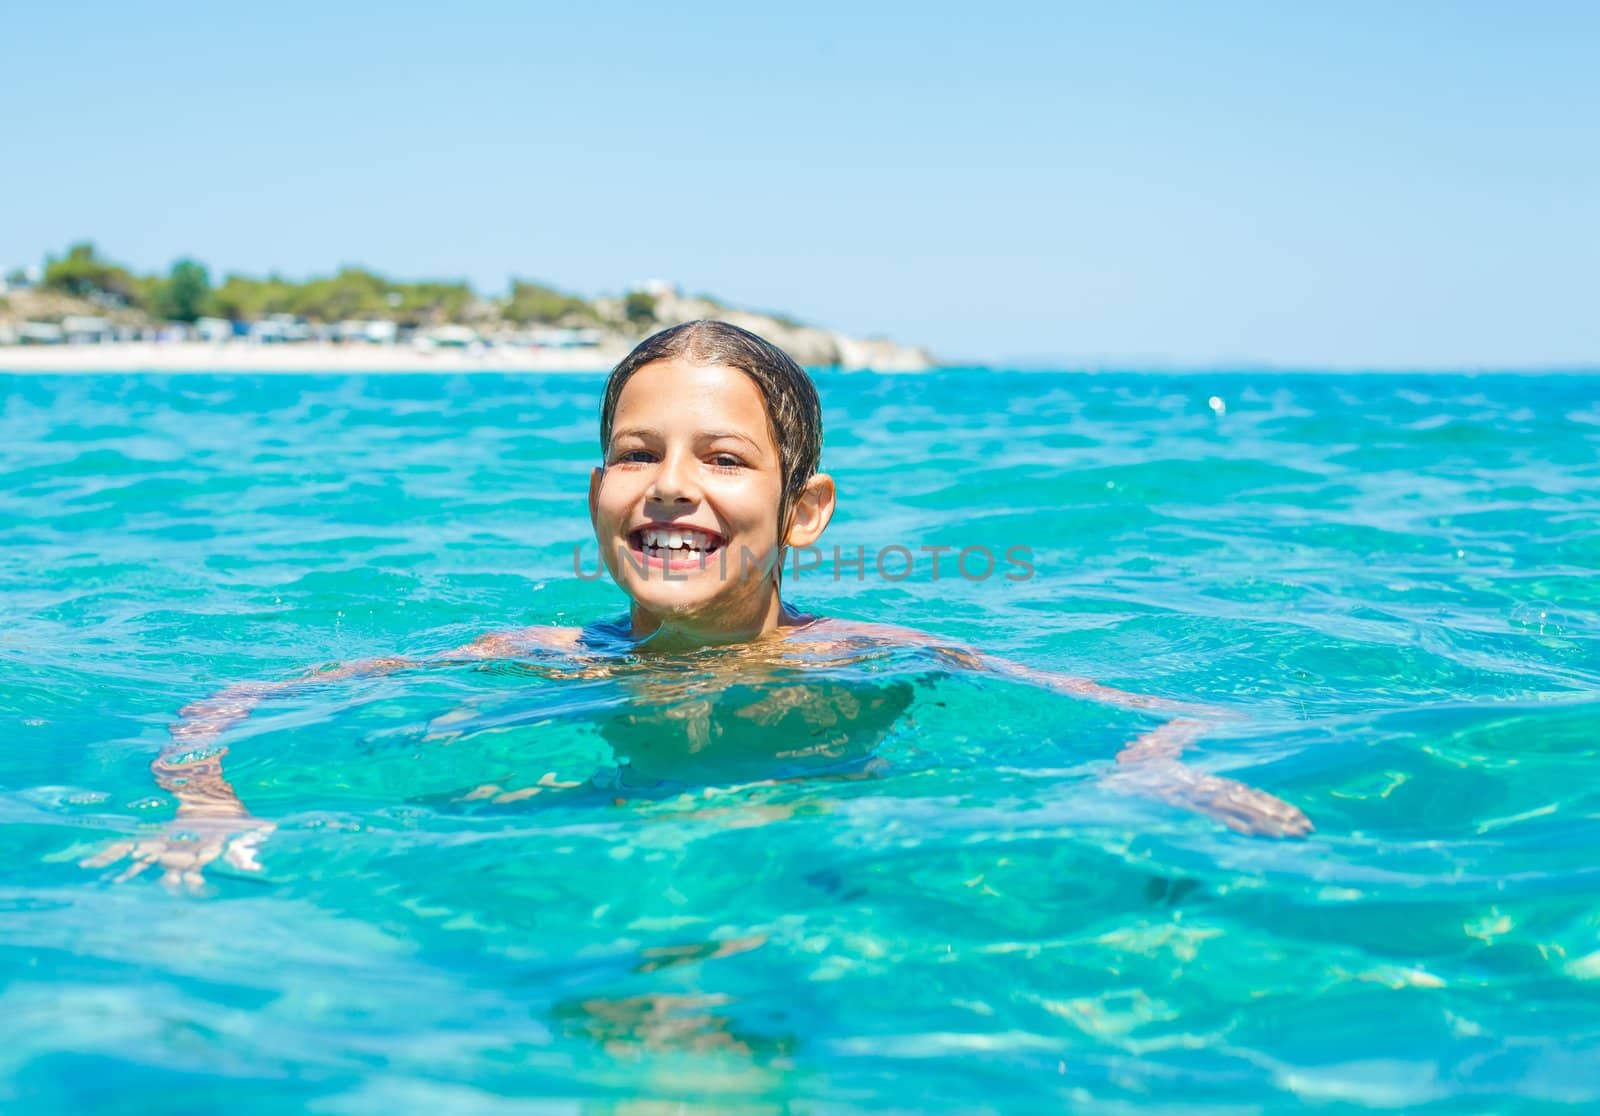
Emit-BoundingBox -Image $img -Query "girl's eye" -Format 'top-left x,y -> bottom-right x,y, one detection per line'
709,453 -> 744,470
615,449 -> 656,465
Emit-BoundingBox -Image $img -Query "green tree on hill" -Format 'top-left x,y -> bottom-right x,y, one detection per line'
390,280 -> 474,327
153,259 -> 212,323
210,274 -> 299,321
27,240 -> 823,345
624,291 -> 658,326
268,268 -> 469,324
505,279 -> 595,325
290,267 -> 391,322
43,242 -> 139,305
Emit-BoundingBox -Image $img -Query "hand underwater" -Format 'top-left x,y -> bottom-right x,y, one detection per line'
82,811 -> 276,892
1109,718 -> 1313,838
1107,760 -> 1313,838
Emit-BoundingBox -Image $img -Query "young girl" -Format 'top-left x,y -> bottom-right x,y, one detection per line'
89,321 -> 1310,889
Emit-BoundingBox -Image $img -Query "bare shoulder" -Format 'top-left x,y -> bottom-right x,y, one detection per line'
802,617 -> 937,644
790,617 -> 986,668
453,626 -> 583,659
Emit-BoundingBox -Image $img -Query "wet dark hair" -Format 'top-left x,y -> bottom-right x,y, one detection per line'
600,320 -> 824,533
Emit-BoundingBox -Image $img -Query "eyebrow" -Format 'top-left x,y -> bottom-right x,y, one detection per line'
610,427 -> 765,453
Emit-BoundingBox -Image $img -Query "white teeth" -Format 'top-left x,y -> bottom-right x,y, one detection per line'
639,527 -> 716,553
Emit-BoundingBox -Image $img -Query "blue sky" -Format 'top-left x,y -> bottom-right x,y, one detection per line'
3,1 -> 1596,367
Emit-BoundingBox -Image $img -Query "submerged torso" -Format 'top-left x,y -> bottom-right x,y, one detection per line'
598,675 -> 916,789
481,614 -> 929,792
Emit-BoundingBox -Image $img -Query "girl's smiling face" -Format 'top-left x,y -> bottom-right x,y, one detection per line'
590,356 -> 816,640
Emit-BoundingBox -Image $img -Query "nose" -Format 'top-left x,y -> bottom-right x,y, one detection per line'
646,448 -> 700,506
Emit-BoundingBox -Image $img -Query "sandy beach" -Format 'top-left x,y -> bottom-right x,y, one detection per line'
0,341 -> 637,374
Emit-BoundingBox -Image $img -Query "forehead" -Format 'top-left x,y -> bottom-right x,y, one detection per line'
612,358 -> 774,444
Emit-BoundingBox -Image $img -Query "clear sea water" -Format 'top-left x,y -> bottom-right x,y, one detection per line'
2,369 -> 1597,1113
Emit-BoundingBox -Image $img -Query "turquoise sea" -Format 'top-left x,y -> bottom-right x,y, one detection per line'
2,368 -> 1597,1112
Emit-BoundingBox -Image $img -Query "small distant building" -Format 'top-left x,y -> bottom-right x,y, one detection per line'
629,278 -> 678,299
528,327 -> 602,349
337,319 -> 397,344
251,315 -> 311,343
61,315 -> 113,343
18,322 -> 65,345
196,317 -> 234,342
420,324 -> 478,348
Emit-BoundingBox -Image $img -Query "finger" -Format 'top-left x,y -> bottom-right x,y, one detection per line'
157,844 -> 206,873
1215,794 -> 1283,836
1226,792 -> 1312,838
115,857 -> 154,883
1184,775 -> 1283,832
1216,810 -> 1255,835
82,841 -> 132,868
225,833 -> 266,872
1237,791 -> 1312,838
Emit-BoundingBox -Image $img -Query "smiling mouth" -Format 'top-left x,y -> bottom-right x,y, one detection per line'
628,525 -> 726,561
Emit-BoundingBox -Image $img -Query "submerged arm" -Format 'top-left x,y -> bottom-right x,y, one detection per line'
981,654 -> 1311,837
158,655 -> 420,820
88,629 -> 564,888
161,627 -> 577,800
819,620 -> 1310,837
166,628 -> 553,758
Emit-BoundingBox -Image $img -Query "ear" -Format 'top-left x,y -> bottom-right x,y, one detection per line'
784,473 -> 836,548
588,466 -> 603,531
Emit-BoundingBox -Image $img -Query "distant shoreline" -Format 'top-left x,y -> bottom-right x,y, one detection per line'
0,341 -> 627,374
0,342 -> 1593,376
0,338 -> 943,374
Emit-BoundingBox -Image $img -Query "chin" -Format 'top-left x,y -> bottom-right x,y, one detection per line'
627,572 -> 771,630
623,578 -> 724,621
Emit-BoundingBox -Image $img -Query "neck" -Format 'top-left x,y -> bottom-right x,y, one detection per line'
629,589 -> 791,651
